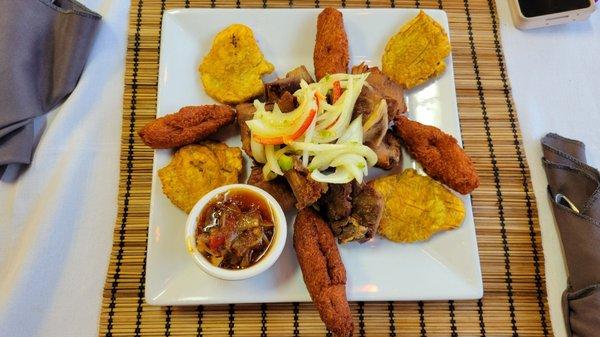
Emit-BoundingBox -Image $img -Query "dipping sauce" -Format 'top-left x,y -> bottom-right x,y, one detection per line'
196,188 -> 275,269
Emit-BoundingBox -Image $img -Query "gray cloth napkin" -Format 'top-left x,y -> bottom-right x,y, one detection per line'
542,133 -> 600,337
0,0 -> 101,171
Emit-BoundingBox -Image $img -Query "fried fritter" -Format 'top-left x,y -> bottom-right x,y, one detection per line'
158,142 -> 243,213
293,208 -> 354,337
138,105 -> 235,149
393,116 -> 479,194
200,24 -> 274,104
371,169 -> 465,243
382,10 -> 451,89
313,8 -> 349,80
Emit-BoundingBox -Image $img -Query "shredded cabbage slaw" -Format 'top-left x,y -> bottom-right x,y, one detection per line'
246,73 -> 378,184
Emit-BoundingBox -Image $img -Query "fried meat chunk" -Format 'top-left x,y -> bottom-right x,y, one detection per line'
264,65 -> 315,103
247,165 -> 296,211
293,208 -> 354,337
320,182 -> 384,244
351,63 -> 407,120
371,132 -> 402,170
284,157 -> 328,209
235,103 -> 255,157
275,91 -> 296,113
139,105 -> 235,149
319,183 -> 353,224
347,183 -> 384,242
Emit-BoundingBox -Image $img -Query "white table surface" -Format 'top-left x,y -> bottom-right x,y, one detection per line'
498,3 -> 599,337
0,1 -> 597,336
0,1 -> 129,337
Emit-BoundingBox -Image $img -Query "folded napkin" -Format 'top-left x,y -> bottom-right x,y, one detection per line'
0,0 -> 101,172
542,133 -> 600,337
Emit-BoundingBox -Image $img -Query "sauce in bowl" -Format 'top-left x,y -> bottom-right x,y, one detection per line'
196,188 -> 275,270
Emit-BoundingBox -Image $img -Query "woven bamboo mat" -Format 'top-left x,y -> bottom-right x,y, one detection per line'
98,0 -> 553,336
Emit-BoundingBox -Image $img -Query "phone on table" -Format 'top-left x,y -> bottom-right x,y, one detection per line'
509,0 -> 596,29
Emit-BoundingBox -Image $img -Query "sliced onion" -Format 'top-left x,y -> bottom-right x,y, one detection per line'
337,115 -> 364,144
262,164 -> 277,181
246,72 -> 378,184
362,99 -> 388,147
313,74 -> 368,143
302,104 -> 318,166
310,167 -> 354,184
330,154 -> 368,184
265,145 -> 283,176
250,137 -> 266,163
363,99 -> 387,132
246,84 -> 317,139
291,142 -> 378,168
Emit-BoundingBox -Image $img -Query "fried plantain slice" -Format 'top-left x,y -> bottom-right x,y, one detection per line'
158,142 -> 243,213
382,11 -> 451,89
371,169 -> 465,242
199,24 -> 274,104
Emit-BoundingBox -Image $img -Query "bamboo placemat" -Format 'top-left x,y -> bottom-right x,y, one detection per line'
99,0 -> 553,336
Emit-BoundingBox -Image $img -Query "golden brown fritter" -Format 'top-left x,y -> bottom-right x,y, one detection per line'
293,208 -> 354,337
158,142 -> 243,213
199,24 -> 274,104
313,8 -> 349,80
393,116 -> 479,194
139,105 -> 235,149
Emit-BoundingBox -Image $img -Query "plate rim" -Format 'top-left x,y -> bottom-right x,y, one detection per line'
145,7 -> 483,306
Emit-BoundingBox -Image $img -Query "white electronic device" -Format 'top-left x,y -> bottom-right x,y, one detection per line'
509,0 -> 596,30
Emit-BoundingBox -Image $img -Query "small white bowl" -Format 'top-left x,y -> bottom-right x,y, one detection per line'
184,184 -> 287,281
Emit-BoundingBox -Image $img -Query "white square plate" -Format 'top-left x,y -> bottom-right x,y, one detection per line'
146,8 -> 482,305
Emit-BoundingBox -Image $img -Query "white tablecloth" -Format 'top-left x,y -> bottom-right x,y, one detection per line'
0,1 -> 597,336
498,3 -> 599,336
0,1 -> 129,336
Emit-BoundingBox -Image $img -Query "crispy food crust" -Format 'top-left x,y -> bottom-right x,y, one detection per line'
313,8 -> 349,80
138,105 -> 235,149
235,103 -> 255,157
382,10 -> 451,89
158,142 -> 242,213
372,169 -> 465,242
200,24 -> 274,104
247,165 -> 296,211
284,158 -> 327,209
351,63 -> 407,120
371,132 -> 402,170
293,208 -> 354,337
393,116 -> 479,194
